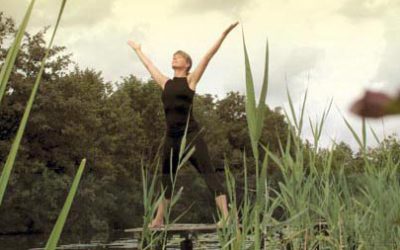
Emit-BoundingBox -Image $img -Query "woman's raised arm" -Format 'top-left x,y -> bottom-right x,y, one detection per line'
188,21 -> 239,86
128,40 -> 169,88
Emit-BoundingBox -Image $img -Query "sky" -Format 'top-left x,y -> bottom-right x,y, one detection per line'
1,0 -> 400,150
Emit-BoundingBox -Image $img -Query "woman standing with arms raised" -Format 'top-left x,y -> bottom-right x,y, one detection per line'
128,21 -> 239,228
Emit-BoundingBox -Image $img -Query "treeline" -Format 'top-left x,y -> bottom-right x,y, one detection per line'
0,12 -> 399,235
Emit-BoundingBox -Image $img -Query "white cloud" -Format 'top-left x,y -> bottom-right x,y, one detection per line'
338,0 -> 392,20
176,0 -> 256,17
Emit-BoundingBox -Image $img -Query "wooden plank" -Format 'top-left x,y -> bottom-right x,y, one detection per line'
125,223 -> 218,233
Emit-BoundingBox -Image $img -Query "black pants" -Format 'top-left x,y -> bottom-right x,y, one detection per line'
161,127 -> 226,199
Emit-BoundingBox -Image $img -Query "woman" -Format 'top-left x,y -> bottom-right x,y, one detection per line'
128,21 -> 239,228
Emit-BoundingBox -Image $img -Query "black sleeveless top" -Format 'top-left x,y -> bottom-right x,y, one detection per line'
161,76 -> 200,137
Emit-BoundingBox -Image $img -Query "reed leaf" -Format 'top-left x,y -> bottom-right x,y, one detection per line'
342,116 -> 363,149
0,0 -> 36,104
44,158 -> 86,250
241,26 -> 258,158
254,38 -> 269,143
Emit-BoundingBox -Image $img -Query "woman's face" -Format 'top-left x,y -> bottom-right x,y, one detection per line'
172,54 -> 189,71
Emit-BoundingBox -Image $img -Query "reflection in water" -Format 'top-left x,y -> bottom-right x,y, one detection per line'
0,231 -> 226,250
30,238 -> 139,249
1,231 -> 262,250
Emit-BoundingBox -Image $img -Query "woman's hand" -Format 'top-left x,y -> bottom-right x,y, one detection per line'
222,21 -> 239,36
127,39 -> 169,89
350,90 -> 400,118
188,21 -> 239,86
127,40 -> 141,51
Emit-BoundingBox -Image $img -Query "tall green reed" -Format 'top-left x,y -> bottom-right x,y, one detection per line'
0,1 -> 88,249
241,25 -> 270,250
263,80 -> 400,248
45,158 -> 86,250
140,157 -> 165,249
140,111 -> 197,249
0,0 -> 35,104
214,25 -> 271,250
0,0 -> 67,206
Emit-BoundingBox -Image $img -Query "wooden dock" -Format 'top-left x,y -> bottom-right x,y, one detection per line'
125,223 -> 218,233
125,223 -> 223,250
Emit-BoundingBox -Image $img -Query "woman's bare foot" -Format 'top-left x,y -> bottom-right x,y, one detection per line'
148,198 -> 169,228
148,218 -> 164,228
216,213 -> 240,228
215,194 -> 230,228
216,215 -> 231,228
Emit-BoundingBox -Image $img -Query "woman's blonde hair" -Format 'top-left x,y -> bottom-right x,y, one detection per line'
174,50 -> 192,74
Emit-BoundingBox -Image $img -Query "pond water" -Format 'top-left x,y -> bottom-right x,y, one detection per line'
0,230 -> 228,250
